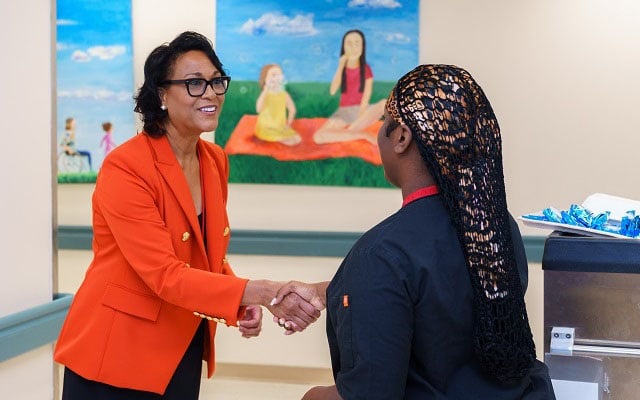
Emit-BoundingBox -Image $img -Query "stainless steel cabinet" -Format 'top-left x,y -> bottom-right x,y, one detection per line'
543,233 -> 640,400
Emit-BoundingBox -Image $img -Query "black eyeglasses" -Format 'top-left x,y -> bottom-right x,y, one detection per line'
162,76 -> 231,97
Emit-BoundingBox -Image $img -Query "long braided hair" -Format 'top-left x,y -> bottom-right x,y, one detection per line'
387,64 -> 535,383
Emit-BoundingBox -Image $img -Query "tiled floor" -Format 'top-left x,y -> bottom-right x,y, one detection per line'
200,364 -> 333,400
56,363 -> 333,400
201,378 -> 312,400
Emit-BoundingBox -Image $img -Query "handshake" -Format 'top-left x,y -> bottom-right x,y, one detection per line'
268,281 -> 328,335
237,280 -> 328,338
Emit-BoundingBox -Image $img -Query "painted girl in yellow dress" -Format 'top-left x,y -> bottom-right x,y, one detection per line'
255,64 -> 301,146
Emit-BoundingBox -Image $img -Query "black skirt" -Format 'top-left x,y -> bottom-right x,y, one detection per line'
62,321 -> 206,400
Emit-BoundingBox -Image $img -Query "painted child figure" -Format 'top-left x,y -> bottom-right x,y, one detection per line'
255,64 -> 301,146
100,121 -> 116,157
313,29 -> 385,145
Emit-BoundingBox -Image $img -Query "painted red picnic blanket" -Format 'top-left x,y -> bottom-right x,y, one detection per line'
223,115 -> 382,165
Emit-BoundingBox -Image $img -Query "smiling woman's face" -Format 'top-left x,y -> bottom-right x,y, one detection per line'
161,50 -> 225,137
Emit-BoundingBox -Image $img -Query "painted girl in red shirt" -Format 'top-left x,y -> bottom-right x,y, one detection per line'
313,30 -> 385,145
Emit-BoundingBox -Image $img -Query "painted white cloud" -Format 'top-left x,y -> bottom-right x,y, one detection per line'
71,50 -> 91,62
385,32 -> 411,43
240,12 -> 318,36
348,0 -> 401,8
70,45 -> 127,62
117,91 -> 133,102
87,45 -> 126,60
57,19 -> 79,26
58,88 -> 131,102
57,42 -> 70,51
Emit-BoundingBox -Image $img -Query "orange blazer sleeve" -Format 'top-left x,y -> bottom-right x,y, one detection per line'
92,134 -> 248,324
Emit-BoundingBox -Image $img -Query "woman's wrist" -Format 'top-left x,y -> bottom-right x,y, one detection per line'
242,280 -> 281,306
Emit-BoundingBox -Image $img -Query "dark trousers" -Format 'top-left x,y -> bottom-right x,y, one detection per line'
62,322 -> 205,400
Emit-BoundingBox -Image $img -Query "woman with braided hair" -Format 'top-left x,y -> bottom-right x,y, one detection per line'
273,65 -> 555,399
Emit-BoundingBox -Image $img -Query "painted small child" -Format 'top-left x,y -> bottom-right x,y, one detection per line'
100,121 -> 116,157
255,64 -> 301,146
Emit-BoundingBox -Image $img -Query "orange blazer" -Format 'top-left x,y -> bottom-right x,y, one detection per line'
54,133 -> 248,394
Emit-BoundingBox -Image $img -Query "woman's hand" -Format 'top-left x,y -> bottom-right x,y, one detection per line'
266,291 -> 321,333
238,305 -> 263,338
240,280 -> 322,334
273,281 -> 327,310
270,281 -> 328,334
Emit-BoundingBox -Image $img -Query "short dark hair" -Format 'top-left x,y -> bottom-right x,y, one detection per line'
384,117 -> 400,137
134,31 -> 226,137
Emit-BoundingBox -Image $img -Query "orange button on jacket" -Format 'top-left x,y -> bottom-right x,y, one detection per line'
54,133 -> 248,394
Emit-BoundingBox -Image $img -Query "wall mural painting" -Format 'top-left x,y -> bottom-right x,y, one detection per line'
216,0 -> 418,187
56,0 -> 134,182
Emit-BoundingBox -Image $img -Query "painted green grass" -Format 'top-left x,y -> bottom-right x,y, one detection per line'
58,81 -> 395,188
219,80 -> 394,188
57,171 -> 98,184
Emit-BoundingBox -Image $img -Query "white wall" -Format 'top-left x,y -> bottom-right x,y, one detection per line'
0,0 -> 55,398
0,0 -> 55,318
422,0 -> 640,234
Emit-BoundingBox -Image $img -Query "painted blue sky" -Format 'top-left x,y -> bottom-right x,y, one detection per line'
56,0 -> 134,171
216,0 -> 419,83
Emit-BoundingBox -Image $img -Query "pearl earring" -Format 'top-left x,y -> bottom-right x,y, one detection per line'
160,104 -> 167,111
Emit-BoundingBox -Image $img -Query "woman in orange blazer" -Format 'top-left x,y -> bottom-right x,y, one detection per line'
54,32 -> 321,400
